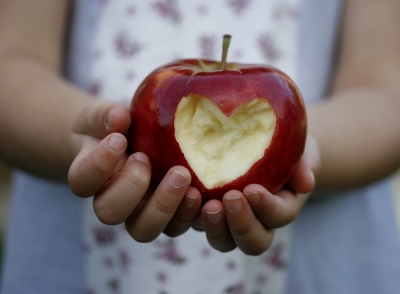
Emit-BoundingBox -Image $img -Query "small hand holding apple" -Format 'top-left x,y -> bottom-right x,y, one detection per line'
67,101 -> 201,242
129,35 -> 318,254
199,135 -> 320,255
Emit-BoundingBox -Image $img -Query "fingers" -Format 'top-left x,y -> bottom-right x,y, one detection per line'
163,187 -> 202,237
125,166 -> 191,243
203,191 -> 274,256
243,184 -> 309,228
68,133 -> 127,197
73,102 -> 131,138
202,200 -> 236,253
92,152 -> 151,225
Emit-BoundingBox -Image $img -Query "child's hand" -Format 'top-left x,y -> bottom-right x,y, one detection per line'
198,136 -> 320,255
68,101 -> 201,242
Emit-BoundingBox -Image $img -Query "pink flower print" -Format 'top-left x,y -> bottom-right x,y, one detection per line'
154,239 -> 186,265
92,226 -> 116,246
255,273 -> 268,286
103,256 -> 114,268
257,33 -> 281,62
264,243 -> 287,269
226,260 -> 239,271
224,282 -> 244,294
118,249 -> 133,272
114,31 -> 143,59
197,4 -> 208,16
151,0 -> 181,24
228,0 -> 252,15
107,278 -> 121,294
126,5 -> 137,17
201,247 -> 212,257
88,80 -> 102,96
272,3 -> 299,21
125,70 -> 136,82
199,34 -> 216,59
157,271 -> 168,284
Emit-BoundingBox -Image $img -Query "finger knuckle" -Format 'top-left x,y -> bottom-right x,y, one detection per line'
90,158 -> 109,175
154,197 -> 176,215
230,223 -> 253,237
127,167 -> 151,190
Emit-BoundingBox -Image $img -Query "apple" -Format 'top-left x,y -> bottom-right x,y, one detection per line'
129,35 -> 306,202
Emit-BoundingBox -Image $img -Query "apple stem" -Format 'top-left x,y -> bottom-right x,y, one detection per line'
220,35 -> 231,70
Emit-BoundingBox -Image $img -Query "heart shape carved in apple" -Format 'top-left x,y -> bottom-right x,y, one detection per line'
174,94 -> 276,189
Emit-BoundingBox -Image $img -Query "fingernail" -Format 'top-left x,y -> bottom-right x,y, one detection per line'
108,134 -> 125,152
183,194 -> 197,208
206,209 -> 222,224
244,191 -> 261,204
106,108 -> 118,130
169,170 -> 189,188
192,219 -> 204,231
133,152 -> 150,165
224,196 -> 243,213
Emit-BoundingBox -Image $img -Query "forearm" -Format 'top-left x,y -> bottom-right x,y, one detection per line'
309,87 -> 400,191
0,55 -> 94,181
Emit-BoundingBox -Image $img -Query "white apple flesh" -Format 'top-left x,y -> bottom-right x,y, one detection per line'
174,95 -> 276,190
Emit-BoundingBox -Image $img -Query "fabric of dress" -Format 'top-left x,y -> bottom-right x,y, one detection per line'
84,1 -> 298,293
1,0 -> 400,294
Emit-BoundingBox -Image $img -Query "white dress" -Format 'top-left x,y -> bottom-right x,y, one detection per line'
83,1 -> 299,293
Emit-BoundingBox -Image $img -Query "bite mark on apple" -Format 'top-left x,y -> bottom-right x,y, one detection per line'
174,94 -> 276,189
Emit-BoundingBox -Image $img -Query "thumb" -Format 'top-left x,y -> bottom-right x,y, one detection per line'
73,101 -> 131,139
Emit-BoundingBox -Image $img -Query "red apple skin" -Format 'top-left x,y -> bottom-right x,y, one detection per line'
129,59 -> 307,203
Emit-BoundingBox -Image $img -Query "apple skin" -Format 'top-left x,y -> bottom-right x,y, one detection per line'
129,59 -> 307,203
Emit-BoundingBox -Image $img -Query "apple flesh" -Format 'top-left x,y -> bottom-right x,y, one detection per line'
129,59 -> 306,202
175,95 -> 276,190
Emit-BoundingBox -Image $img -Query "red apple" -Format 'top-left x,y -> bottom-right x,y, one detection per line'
129,36 -> 306,203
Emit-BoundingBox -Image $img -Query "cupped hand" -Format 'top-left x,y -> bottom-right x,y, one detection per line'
198,135 -> 321,255
67,101 -> 202,242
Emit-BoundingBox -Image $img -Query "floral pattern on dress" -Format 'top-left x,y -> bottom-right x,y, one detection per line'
114,31 -> 143,59
227,0 -> 253,15
199,34 -> 217,58
154,239 -> 187,265
257,33 -> 281,62
92,226 -> 116,246
84,0 -> 299,293
151,0 -> 182,24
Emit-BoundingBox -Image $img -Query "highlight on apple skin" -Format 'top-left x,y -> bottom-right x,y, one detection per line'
128,58 -> 307,203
